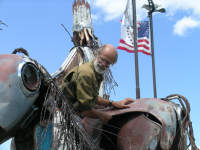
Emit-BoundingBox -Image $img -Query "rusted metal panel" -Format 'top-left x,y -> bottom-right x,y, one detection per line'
117,114 -> 161,150
81,117 -> 103,142
0,54 -> 22,83
0,54 -> 40,133
105,98 -> 177,150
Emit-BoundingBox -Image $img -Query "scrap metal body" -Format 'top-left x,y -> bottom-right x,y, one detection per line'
0,54 -> 41,143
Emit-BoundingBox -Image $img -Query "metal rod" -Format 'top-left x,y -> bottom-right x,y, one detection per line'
149,11 -> 157,98
147,0 -> 157,98
61,24 -> 73,40
132,0 -> 140,99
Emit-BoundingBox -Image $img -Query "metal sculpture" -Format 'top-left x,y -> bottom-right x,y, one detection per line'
0,52 -> 198,150
0,0 -> 199,150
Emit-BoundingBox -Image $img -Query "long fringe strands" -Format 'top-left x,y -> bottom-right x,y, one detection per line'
165,94 -> 199,150
32,58 -> 100,150
104,69 -> 118,96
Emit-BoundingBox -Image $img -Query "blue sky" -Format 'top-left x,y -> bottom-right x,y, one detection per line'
0,0 -> 200,149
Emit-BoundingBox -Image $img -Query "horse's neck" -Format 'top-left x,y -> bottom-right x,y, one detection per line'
52,46 -> 95,86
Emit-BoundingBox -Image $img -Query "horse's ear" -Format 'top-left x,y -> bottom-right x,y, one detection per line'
12,48 -> 29,56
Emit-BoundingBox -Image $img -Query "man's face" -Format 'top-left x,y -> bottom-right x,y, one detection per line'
94,48 -> 116,74
94,56 -> 111,74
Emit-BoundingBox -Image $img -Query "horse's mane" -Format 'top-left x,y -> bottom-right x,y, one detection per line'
33,56 -> 100,150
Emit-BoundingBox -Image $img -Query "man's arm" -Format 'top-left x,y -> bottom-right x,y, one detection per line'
96,96 -> 111,106
96,96 -> 135,109
81,97 -> 135,123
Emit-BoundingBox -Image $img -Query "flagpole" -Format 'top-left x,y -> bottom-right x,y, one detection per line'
149,7 -> 157,98
143,0 -> 165,98
132,0 -> 140,99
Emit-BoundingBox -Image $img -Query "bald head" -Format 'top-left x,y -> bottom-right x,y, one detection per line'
97,44 -> 118,64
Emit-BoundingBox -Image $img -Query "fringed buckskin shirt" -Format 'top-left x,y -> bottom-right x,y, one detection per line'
61,60 -> 103,112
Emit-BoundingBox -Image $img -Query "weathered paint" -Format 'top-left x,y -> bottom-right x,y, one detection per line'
105,98 -> 177,150
0,54 -> 22,83
117,114 -> 161,150
0,54 -> 40,143
35,124 -> 53,150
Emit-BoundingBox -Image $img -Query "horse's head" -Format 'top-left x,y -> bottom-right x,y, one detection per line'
0,48 -> 101,149
0,54 -> 42,143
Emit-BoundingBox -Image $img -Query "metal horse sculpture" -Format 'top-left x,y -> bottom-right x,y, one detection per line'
0,50 -> 199,150
0,0 -> 199,150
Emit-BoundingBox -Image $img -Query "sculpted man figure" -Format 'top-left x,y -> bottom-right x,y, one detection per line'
61,44 -> 135,123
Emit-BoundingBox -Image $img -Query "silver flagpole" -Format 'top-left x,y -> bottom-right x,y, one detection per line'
132,0 -> 140,99
143,0 -> 165,98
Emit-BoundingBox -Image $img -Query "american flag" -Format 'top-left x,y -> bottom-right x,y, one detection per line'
117,0 -> 151,55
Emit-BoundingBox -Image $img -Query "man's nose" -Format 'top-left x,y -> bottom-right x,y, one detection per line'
103,62 -> 110,68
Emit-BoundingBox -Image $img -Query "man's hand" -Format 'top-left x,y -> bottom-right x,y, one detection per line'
112,98 -> 135,109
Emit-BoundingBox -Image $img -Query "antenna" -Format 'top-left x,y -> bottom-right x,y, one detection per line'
61,24 -> 73,41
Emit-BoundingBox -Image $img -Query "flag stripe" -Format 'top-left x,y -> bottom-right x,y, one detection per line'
138,44 -> 150,50
138,39 -> 149,44
117,46 -> 151,55
119,38 -> 150,49
117,44 -> 150,53
117,37 -> 151,55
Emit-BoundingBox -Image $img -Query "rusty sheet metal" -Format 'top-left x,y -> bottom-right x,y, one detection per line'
81,117 -> 103,142
117,114 -> 161,150
0,54 -> 39,133
105,98 -> 177,150
0,54 -> 22,83
73,0 -> 93,32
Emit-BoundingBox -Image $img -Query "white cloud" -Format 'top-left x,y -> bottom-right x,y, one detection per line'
155,0 -> 200,16
91,14 -> 99,21
173,17 -> 200,36
91,0 -> 149,21
90,0 -> 200,20
93,0 -> 127,21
